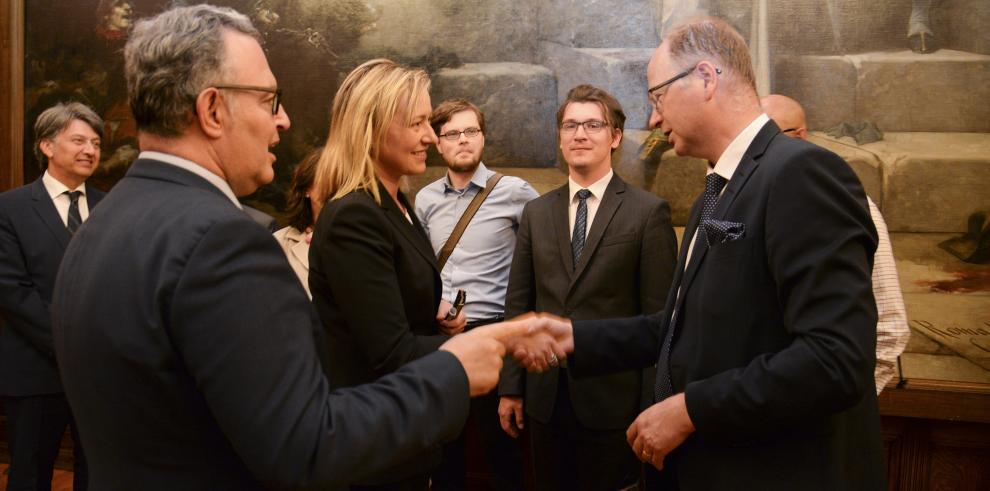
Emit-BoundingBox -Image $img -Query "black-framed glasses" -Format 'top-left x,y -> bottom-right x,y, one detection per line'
212,84 -> 282,115
647,65 -> 721,112
440,127 -> 482,141
560,119 -> 609,134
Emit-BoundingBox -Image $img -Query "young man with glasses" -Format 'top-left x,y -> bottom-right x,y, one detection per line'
498,85 -> 677,490
415,98 -> 537,490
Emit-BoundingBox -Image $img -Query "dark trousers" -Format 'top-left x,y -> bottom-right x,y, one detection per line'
528,371 -> 640,491
2,394 -> 88,491
432,391 -> 525,491
433,316 -> 524,491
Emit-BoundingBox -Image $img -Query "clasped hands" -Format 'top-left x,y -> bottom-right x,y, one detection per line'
438,312 -> 573,396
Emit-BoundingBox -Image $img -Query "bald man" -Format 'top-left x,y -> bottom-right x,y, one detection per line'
762,94 -> 910,395
760,95 -> 807,140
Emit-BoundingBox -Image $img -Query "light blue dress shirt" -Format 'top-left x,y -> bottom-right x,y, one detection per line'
415,162 -> 539,322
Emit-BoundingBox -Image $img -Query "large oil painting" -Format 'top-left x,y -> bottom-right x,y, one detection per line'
15,0 -> 990,385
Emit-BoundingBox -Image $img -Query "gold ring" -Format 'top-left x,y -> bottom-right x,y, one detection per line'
549,353 -> 559,366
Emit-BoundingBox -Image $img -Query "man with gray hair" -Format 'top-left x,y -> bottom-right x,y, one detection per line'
0,101 -> 104,491
51,5 -> 535,489
515,17 -> 885,489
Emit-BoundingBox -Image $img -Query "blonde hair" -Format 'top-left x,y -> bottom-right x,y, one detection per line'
314,59 -> 431,205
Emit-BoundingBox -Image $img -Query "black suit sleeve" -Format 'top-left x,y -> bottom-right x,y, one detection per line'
640,199 -> 677,314
170,218 -> 469,488
684,148 -> 878,442
569,313 -> 665,377
315,198 -> 446,376
0,205 -> 54,357
498,201 -> 537,396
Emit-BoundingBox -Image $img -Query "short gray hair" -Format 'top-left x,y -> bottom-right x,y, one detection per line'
665,17 -> 756,93
123,4 -> 260,136
33,102 -> 104,170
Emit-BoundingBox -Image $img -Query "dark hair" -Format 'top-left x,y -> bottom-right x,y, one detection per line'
33,102 -> 104,170
556,85 -> 625,153
430,98 -> 486,136
285,148 -> 321,232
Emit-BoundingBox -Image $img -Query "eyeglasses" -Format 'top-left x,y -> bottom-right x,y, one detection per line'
439,127 -> 482,141
560,119 -> 609,134
647,64 -> 721,112
212,84 -> 282,115
781,127 -> 801,136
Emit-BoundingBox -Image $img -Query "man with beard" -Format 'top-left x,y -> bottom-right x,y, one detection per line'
415,99 -> 537,490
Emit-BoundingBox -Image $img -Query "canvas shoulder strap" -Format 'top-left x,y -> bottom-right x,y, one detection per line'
437,172 -> 504,271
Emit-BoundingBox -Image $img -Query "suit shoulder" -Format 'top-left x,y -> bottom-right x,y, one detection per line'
524,183 -> 563,209
0,182 -> 34,204
622,183 -> 664,205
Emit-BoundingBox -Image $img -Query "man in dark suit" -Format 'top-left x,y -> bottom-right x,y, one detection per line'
498,85 -> 677,489
49,5 -> 519,489
515,18 -> 884,490
0,101 -> 104,491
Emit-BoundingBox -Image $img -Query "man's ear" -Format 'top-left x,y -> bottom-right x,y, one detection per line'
39,139 -> 55,158
610,128 -> 623,150
696,61 -> 720,99
195,88 -> 224,138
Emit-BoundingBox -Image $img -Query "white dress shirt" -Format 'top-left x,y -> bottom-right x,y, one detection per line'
42,170 -> 90,226
683,114 -> 771,264
568,169 -> 614,237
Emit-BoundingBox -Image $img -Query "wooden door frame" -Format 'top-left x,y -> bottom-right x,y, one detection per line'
1,0 -> 24,192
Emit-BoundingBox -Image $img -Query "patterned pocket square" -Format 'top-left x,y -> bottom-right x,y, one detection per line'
703,219 -> 746,245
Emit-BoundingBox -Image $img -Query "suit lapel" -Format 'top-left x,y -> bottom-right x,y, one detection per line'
380,184 -> 440,275
675,121 -> 778,310
569,175 -> 625,290
29,178 -> 71,251
285,228 -> 310,270
550,186 -> 575,283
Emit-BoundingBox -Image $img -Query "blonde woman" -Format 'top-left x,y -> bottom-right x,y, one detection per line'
308,59 -> 466,490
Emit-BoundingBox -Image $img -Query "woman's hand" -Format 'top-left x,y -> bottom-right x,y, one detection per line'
437,299 -> 467,335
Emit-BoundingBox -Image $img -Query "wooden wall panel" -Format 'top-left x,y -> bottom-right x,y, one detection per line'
1,0 -> 24,192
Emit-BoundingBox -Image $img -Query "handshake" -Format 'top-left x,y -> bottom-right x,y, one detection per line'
438,313 -> 574,396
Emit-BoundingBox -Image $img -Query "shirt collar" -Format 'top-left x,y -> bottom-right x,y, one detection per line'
139,151 -> 242,209
42,170 -> 85,200
569,168 -> 613,202
443,161 -> 491,193
709,113 -> 770,181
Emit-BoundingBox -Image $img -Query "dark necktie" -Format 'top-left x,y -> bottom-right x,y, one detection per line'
699,173 -> 728,247
66,190 -> 83,235
655,173 -> 728,401
571,189 -> 592,270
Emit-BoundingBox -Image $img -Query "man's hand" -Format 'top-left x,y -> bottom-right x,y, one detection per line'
439,327 -> 505,396
502,313 -> 574,372
436,299 -> 466,335
498,396 -> 525,438
626,393 -> 696,471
